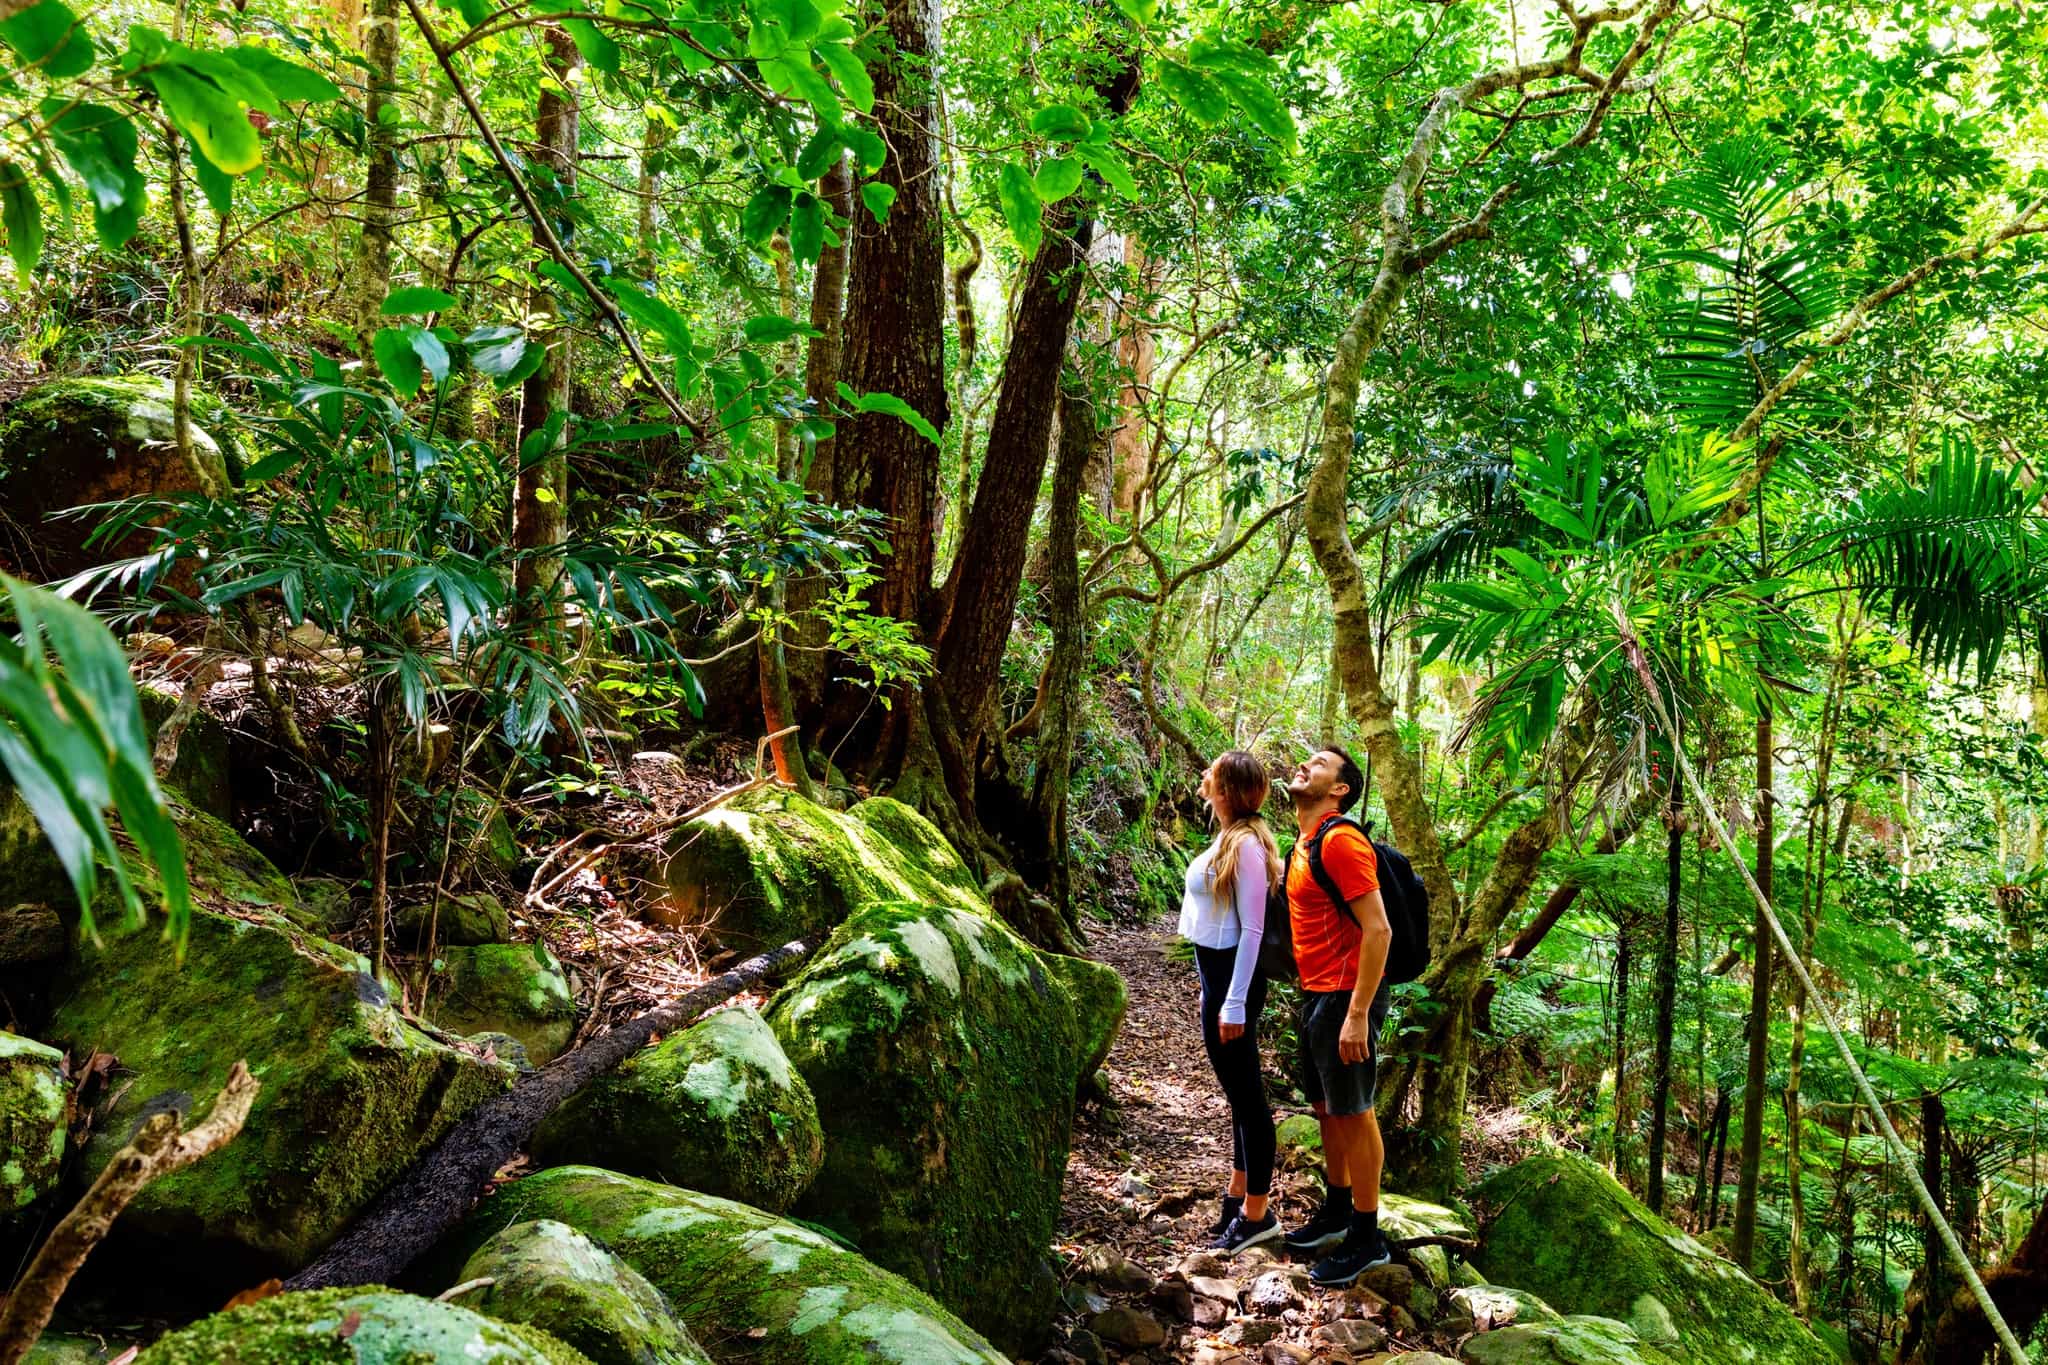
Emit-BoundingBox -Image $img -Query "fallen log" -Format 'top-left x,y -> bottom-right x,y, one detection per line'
285,935 -> 816,1291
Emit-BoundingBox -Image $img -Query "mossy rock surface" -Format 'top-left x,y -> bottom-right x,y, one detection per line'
0,375 -> 238,583
398,890 -> 512,947
658,791 -> 983,948
0,903 -> 65,968
23,1331 -> 142,1363
42,900 -> 510,1277
1471,1153 -> 1834,1365
766,900 -> 1125,1352
0,1031 -> 66,1213
532,1003 -> 821,1212
135,1287 -> 590,1364
455,1219 -> 711,1365
441,1166 -> 1007,1365
430,943 -> 577,1065
1458,1314 -> 1684,1365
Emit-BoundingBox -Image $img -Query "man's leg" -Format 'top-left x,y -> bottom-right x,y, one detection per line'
1316,1104 -> 1352,1192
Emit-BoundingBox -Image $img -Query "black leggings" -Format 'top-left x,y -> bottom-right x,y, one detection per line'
1196,943 -> 1274,1197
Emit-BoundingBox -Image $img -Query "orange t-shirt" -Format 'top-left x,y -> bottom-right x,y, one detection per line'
1288,815 -> 1380,993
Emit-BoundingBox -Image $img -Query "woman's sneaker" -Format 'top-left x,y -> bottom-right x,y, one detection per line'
1307,1230 -> 1393,1287
1207,1195 -> 1244,1238
1282,1199 -> 1350,1253
1209,1211 -> 1281,1255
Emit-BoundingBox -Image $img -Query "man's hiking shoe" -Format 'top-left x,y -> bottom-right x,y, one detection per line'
1207,1195 -> 1244,1237
1308,1232 -> 1394,1288
1283,1201 -> 1350,1253
1208,1211 -> 1281,1255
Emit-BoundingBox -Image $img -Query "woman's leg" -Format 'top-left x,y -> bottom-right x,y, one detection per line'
1234,970 -> 1275,1211
1195,946 -> 1250,1197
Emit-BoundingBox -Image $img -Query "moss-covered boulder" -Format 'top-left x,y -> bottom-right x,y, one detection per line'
765,900 -> 1126,1352
0,375 -> 239,584
135,1287 -> 590,1364
23,1331 -> 143,1364
0,903 -> 65,968
455,1219 -> 711,1365
658,791 -> 984,948
1459,1314 -> 1684,1365
137,682 -> 233,822
442,1166 -> 1008,1364
41,904 -> 510,1279
1472,1153 -> 1835,1365
532,1004 -> 821,1212
398,891 -> 512,947
429,943 -> 577,1065
0,1031 -> 66,1213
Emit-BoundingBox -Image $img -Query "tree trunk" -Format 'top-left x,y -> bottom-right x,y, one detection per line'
512,26 -> 580,612
1646,757 -> 1683,1214
1921,1093 -> 1947,1335
803,153 -> 853,496
1903,1171 -> 2048,1363
1731,706 -> 1774,1271
763,235 -> 816,799
1701,1088 -> 1730,1231
1611,914 -> 1635,1183
1110,236 -> 1156,523
353,0 -> 400,344
829,0 -> 948,627
934,209 -> 1096,728
1027,371 -> 1093,920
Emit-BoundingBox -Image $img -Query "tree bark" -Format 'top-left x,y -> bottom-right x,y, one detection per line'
1646,758 -> 1683,1214
1904,1193 -> 2048,1364
512,26 -> 580,610
764,235 -> 816,799
829,0 -> 948,627
286,938 -> 815,1292
353,0 -> 400,344
1920,1093 -> 1947,1338
1027,370 -> 1094,920
1110,236 -> 1156,523
1732,707 -> 1774,1271
1611,912 -> 1635,1183
1701,1087 -> 1730,1231
803,153 -> 853,496
934,209 -> 1095,727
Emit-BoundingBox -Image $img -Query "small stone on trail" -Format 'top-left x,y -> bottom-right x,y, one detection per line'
1061,1283 -> 1111,1316
1259,1343 -> 1311,1364
1065,1327 -> 1109,1365
1178,1251 -> 1229,1279
1089,1305 -> 1167,1349
1191,1295 -> 1231,1327
1225,1319 -> 1282,1347
1190,1345 -> 1252,1365
1151,1280 -> 1195,1321
1116,1171 -> 1157,1200
1388,1305 -> 1420,1335
1357,1262 -> 1414,1305
1081,1244 -> 1154,1293
1244,1270 -> 1302,1315
1188,1274 -> 1241,1302
1312,1319 -> 1390,1353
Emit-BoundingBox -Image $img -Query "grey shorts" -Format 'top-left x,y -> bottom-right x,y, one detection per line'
1297,985 -> 1390,1117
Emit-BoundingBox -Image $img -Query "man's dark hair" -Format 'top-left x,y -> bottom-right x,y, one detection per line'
1321,746 -> 1365,814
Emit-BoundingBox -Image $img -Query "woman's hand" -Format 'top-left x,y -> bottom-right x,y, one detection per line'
1219,1020 -> 1245,1044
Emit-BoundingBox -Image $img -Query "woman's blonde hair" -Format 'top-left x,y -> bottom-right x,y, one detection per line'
1208,749 -> 1282,908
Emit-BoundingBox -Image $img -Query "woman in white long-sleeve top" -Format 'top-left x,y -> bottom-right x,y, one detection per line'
1179,748 -> 1284,1253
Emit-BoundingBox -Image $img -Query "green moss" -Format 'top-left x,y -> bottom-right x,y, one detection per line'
659,792 -> 984,949
455,1219 -> 711,1365
22,1331 -> 142,1364
1459,1314 -> 1685,1365
0,1031 -> 66,1213
1472,1153 -> 1835,1365
398,891 -> 511,948
440,1167 -> 1006,1364
43,905 -> 510,1273
766,901 -> 1121,1353
136,684 -> 233,823
135,1287 -> 590,1364
532,1004 -> 821,1212
429,944 -> 576,1065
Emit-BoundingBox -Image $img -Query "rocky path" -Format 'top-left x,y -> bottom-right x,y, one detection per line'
1053,915 -> 1464,1365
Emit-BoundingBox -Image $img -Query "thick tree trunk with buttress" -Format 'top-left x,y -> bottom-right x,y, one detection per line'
829,0 -> 947,628
1731,707 -> 1774,1270
512,27 -> 579,610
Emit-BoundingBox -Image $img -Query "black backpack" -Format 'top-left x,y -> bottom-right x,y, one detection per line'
1256,816 -> 1432,985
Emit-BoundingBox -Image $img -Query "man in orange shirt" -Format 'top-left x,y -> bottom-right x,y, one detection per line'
1278,746 -> 1395,1285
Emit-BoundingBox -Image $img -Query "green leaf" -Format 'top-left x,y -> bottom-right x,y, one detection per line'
1154,59 -> 1230,124
1211,68 -> 1294,148
1030,103 -> 1091,141
1110,0 -> 1153,25
465,324 -> 536,386
1,0 -> 94,80
842,126 -> 886,174
562,17 -> 621,73
796,126 -> 841,181
187,136 -> 232,216
837,382 -> 940,445
224,46 -> 342,102
740,184 -> 792,244
758,54 -> 840,120
788,190 -> 825,264
860,180 -> 895,223
815,41 -> 873,114
372,326 -> 424,398
744,313 -> 819,344
0,160 -> 43,276
409,325 -> 450,385
1033,156 -> 1084,202
381,285 -> 459,316
603,277 -> 694,353
997,161 -> 1042,258
148,63 -> 263,175
1074,142 -> 1136,199
1187,34 -> 1279,77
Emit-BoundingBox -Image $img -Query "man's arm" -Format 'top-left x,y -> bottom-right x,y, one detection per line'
1338,888 -> 1392,1064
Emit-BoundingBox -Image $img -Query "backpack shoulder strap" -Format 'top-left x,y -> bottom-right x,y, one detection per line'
1305,815 -> 1365,926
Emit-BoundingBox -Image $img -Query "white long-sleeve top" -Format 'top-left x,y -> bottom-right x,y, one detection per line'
1176,837 -> 1269,1026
